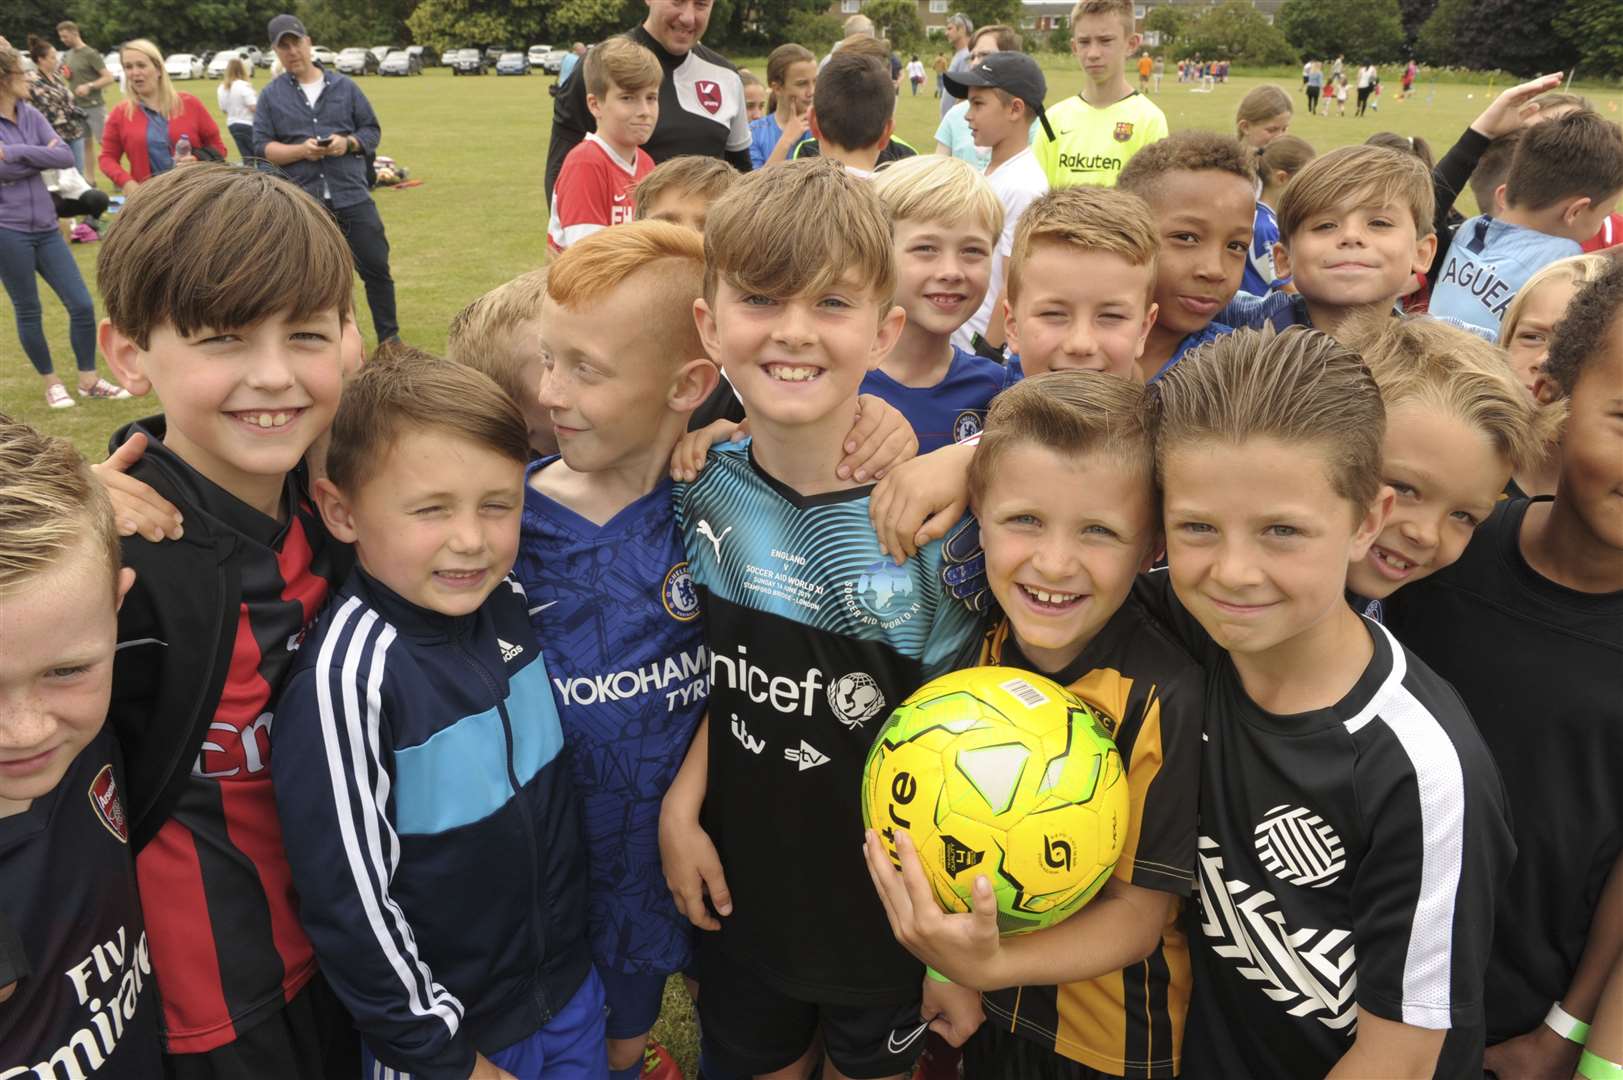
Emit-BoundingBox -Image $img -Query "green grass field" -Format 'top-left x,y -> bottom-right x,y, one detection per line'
4,57 -> 1620,1077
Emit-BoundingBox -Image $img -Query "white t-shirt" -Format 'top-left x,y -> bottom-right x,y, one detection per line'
300,75 -> 323,107
952,145 -> 1048,352
907,60 -> 925,81
217,80 -> 258,126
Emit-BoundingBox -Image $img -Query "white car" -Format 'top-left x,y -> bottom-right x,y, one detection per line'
104,51 -> 123,79
207,49 -> 248,77
312,46 -> 340,66
165,53 -> 204,79
527,44 -> 551,66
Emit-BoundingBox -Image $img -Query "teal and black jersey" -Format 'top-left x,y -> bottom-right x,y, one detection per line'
675,441 -> 982,1004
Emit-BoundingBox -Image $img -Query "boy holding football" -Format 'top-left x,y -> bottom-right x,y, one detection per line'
864,371 -> 1205,1079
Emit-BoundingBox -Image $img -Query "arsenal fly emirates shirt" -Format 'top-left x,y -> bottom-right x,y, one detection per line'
547,133 -> 655,253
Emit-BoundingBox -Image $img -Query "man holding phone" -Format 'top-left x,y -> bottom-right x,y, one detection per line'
255,13 -> 399,344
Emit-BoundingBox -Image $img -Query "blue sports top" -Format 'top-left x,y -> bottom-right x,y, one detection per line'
516,458 -> 707,977
674,441 -> 982,1003
1428,214 -> 1582,338
860,346 -> 1009,453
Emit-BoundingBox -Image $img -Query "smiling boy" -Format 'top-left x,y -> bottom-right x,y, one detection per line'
272,353 -> 603,1080
548,35 -> 662,254
1143,327 -> 1513,1079
96,165 -> 359,1076
658,161 -> 981,1080
1218,145 -> 1439,340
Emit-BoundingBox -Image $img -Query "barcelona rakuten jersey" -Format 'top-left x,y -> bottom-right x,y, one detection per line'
674,441 -> 981,1003
516,459 -> 708,977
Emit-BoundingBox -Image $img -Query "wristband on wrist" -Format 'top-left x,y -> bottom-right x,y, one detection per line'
925,966 -> 950,983
1578,1050 -> 1623,1080
1547,1002 -> 1592,1044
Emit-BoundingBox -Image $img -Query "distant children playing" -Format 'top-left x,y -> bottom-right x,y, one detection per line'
548,35 -> 662,253
1035,0 -> 1168,188
1429,109 -> 1623,337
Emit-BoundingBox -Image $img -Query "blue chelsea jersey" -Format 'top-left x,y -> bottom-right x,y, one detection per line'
673,440 -> 982,1002
516,458 -> 707,976
860,346 -> 1009,453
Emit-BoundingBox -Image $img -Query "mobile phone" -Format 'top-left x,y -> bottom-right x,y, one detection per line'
316,135 -> 334,147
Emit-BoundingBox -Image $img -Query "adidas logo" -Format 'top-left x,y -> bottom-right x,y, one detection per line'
784,739 -> 829,771
498,638 -> 524,663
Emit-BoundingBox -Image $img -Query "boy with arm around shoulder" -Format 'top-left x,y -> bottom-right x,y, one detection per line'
272,354 -> 602,1080
95,164 -> 359,1077
864,373 -> 1205,1079
0,417 -> 162,1077
660,160 -> 982,1080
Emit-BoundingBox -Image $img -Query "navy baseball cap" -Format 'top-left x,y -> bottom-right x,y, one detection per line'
943,52 -> 1054,141
267,14 -> 307,45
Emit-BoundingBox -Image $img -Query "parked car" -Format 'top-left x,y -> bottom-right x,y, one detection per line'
207,49 -> 248,78
104,51 -> 122,78
539,48 -> 568,74
336,47 -> 379,75
483,45 -> 507,67
448,48 -> 485,75
368,45 -> 392,64
527,44 -> 550,66
312,46 -> 340,66
495,52 -> 529,76
379,49 -> 421,76
407,45 -> 437,67
254,48 -> 273,68
165,53 -> 205,80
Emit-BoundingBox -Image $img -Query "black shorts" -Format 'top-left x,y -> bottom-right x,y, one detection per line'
696,943 -> 925,1079
961,1021 -> 1115,1080
163,972 -> 359,1080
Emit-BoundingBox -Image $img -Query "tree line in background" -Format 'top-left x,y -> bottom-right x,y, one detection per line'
2,0 -> 1616,76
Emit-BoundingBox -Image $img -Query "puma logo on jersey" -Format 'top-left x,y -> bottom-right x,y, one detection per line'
697,520 -> 732,560
498,638 -> 524,663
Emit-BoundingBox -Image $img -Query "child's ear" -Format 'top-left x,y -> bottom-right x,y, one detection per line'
114,567 -> 137,612
1350,484 -> 1395,562
1531,371 -> 1564,407
807,106 -> 823,143
1560,196 -> 1594,229
313,478 -> 360,545
1411,229 -> 1438,275
1493,182 -> 1509,215
693,297 -> 722,364
1271,240 -> 1292,283
869,304 -> 906,369
880,115 -> 896,147
585,93 -> 603,121
1002,297 -> 1021,356
669,357 -> 720,413
1134,300 -> 1159,365
100,320 -> 151,397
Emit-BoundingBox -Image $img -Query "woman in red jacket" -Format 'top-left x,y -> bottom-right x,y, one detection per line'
98,39 -> 225,193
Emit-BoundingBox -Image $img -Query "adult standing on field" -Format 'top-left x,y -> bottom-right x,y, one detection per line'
558,42 -> 585,86
545,0 -> 752,205
99,40 -> 228,191
56,21 -> 112,187
256,14 -> 398,345
940,12 -> 973,120
0,45 -> 126,409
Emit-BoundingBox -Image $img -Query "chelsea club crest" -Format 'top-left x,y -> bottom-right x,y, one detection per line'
663,562 -> 700,622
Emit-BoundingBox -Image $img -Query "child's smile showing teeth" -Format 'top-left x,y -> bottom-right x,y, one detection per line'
765,363 -> 823,382
1018,584 -> 1085,611
230,408 -> 304,431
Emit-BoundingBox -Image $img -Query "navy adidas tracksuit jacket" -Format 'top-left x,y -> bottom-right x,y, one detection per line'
271,568 -> 590,1080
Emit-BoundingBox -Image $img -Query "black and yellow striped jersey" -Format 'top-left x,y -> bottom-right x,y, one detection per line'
976,594 -> 1203,1077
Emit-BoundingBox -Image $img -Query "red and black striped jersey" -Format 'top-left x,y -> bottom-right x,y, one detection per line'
113,430 -> 347,1054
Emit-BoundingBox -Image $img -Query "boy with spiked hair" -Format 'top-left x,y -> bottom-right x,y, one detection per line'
96,164 -> 360,1076
660,160 -> 982,1079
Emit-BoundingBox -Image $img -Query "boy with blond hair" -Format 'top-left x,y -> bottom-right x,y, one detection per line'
865,156 -> 1008,450
633,154 -> 739,233
1430,109 -> 1623,337
1144,327 -> 1513,1078
659,161 -> 982,1080
448,268 -> 558,456
548,35 -> 662,253
0,416 -> 162,1075
862,371 -> 1206,1080
1034,0 -> 1167,188
271,352 -> 603,1080
1218,144 -> 1439,339
95,165 -> 360,1077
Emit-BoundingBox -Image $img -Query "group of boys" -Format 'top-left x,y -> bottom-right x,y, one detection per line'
4,3 -> 1623,1080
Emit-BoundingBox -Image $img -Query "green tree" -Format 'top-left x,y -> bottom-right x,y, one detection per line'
1418,0 -> 1576,74
862,0 -> 925,53
1143,4 -> 1190,51
297,0 -> 418,46
956,0 -> 1022,36
2,0 -> 66,49
1414,0 -> 1465,64
1557,0 -> 1623,77
405,0 -> 550,52
1181,0 -> 1297,64
781,8 -> 843,50
70,0 -> 285,53
1277,0 -> 1404,62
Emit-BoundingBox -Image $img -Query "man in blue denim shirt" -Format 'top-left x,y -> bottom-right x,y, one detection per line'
255,14 -> 398,344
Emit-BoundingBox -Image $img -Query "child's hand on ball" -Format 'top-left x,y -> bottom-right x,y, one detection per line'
863,829 -> 1003,988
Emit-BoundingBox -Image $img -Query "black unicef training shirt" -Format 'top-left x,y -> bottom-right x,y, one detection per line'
0,729 -> 163,1075
1386,496 -> 1623,1041
1134,574 -> 1514,1079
